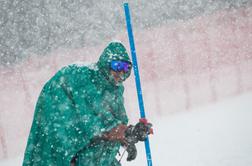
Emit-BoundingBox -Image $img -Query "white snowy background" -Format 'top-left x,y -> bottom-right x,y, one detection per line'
0,1 -> 252,165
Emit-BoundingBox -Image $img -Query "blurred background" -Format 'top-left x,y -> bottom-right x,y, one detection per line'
0,0 -> 252,165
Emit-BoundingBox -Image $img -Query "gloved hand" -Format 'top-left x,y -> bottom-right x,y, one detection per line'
125,118 -> 153,144
126,143 -> 137,161
124,118 -> 153,161
102,119 -> 153,162
102,124 -> 137,161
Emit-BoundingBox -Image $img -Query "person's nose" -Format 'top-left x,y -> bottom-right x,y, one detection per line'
118,71 -> 125,75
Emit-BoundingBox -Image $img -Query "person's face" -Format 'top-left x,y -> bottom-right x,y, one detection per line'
110,70 -> 125,84
109,60 -> 132,84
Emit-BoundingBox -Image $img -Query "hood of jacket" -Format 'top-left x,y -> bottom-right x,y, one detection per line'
97,42 -> 132,85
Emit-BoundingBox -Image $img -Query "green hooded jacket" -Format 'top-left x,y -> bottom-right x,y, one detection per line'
23,42 -> 132,166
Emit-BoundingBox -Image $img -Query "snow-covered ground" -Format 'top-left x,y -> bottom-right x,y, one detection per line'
122,92 -> 252,166
1,92 -> 252,166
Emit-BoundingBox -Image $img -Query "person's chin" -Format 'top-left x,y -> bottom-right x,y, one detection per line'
115,79 -> 123,86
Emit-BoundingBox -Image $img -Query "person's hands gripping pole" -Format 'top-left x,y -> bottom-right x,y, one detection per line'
102,119 -> 153,162
124,118 -> 153,161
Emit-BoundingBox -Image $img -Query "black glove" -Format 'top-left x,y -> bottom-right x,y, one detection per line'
125,118 -> 153,144
134,118 -> 153,141
126,143 -> 137,161
123,118 -> 153,161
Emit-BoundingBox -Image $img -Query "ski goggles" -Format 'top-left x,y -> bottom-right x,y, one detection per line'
110,60 -> 132,72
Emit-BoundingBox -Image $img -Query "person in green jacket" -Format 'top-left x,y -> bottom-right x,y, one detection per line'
23,41 -> 152,166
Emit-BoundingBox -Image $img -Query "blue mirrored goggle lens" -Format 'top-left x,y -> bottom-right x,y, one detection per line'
111,61 -> 131,72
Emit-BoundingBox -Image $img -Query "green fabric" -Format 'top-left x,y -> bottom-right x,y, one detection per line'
23,42 -> 131,166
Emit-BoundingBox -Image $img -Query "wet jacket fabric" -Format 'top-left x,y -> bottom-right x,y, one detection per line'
23,42 -> 131,166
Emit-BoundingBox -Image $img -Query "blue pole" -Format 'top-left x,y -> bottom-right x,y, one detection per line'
124,3 -> 153,166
